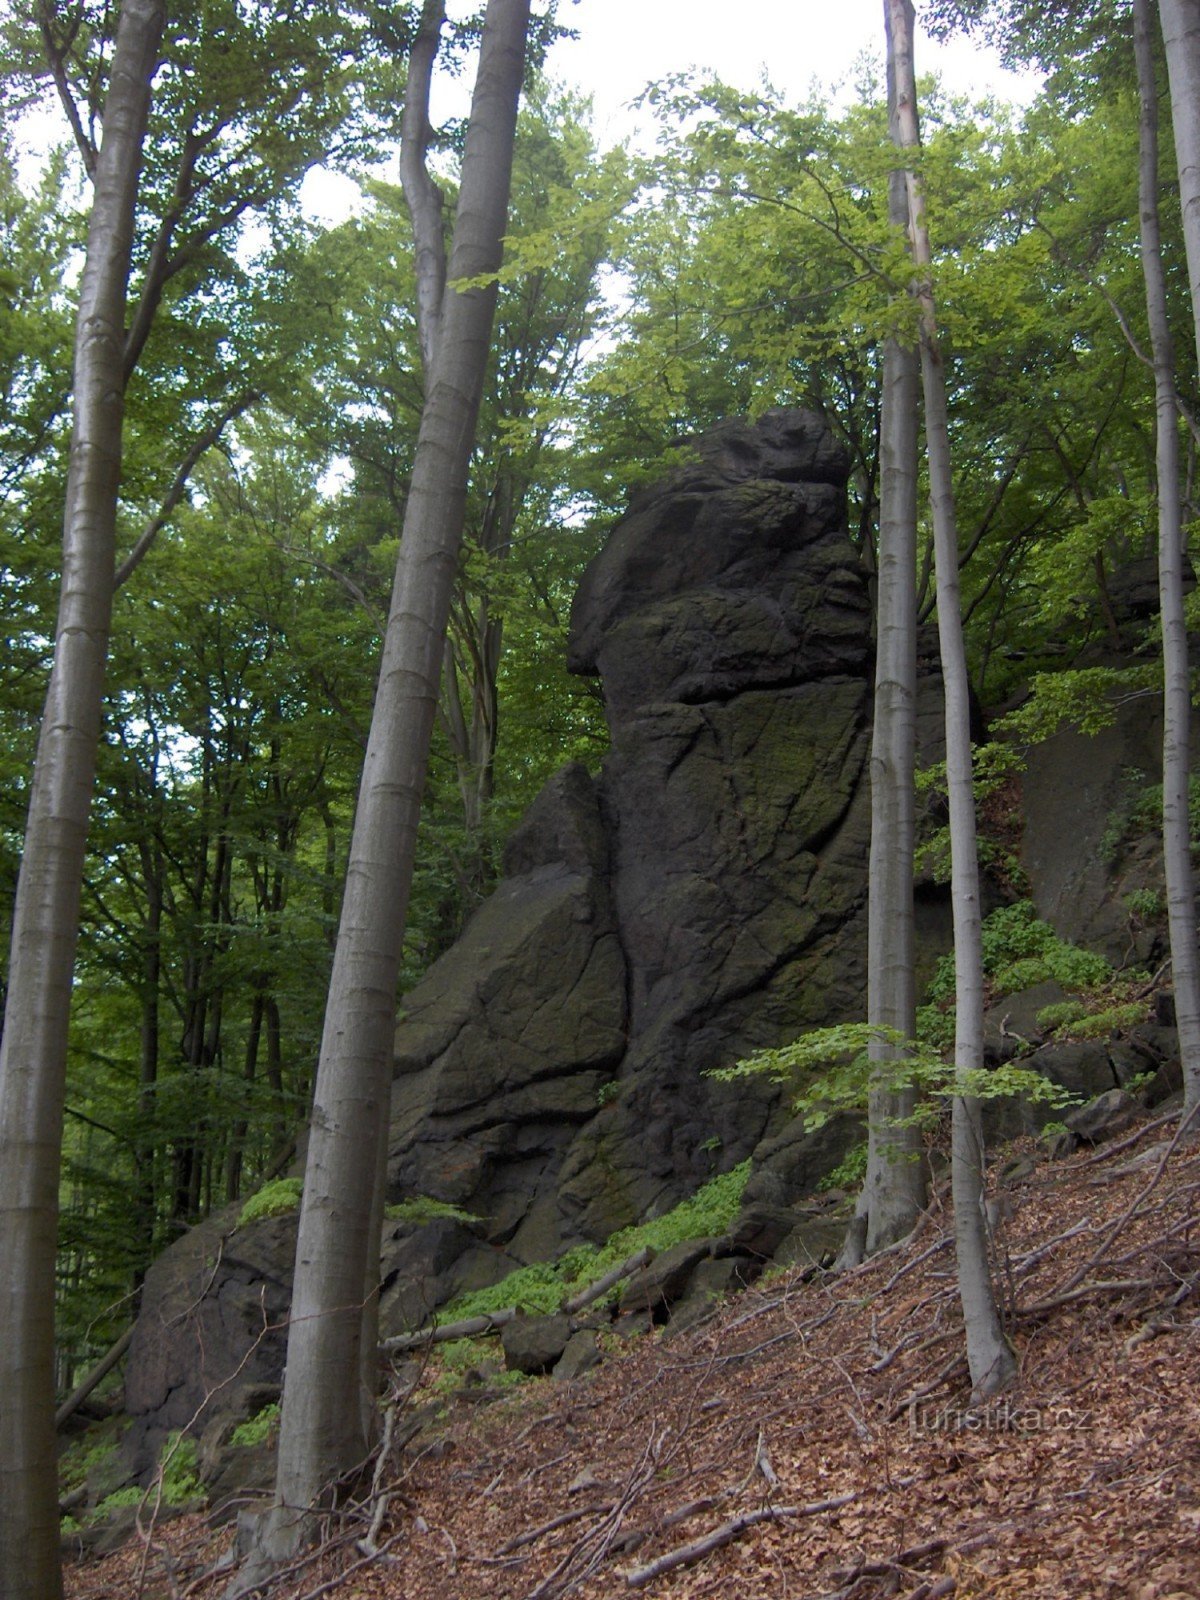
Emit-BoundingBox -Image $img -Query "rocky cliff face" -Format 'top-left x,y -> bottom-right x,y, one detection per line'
122,409 -> 929,1471
380,410 -> 882,1323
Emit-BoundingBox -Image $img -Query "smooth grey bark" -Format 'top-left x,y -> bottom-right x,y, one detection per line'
260,0 -> 533,1553
861,0 -> 928,1257
1155,0 -> 1200,1113
886,0 -> 1016,1398
0,2 -> 165,1593
399,0 -> 449,378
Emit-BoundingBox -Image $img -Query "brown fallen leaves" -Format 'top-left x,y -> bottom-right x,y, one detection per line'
66,1114 -> 1200,1600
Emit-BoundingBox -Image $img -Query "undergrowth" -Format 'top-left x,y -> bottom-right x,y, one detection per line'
439,1161 -> 751,1325
237,1176 -> 303,1228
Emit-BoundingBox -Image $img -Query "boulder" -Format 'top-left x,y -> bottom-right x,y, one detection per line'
554,1330 -> 603,1382
122,1208 -> 295,1482
774,1216 -> 849,1271
501,1314 -> 574,1376
1065,1088 -> 1140,1145
619,1238 -> 717,1316
122,409 -> 949,1447
664,1257 -> 759,1337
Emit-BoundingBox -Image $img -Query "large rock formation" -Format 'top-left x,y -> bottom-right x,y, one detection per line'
379,409 -> 881,1322
116,411 -> 1192,1493
122,408 -> 931,1472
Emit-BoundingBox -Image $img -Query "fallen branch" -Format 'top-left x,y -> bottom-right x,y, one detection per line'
1048,1102 -> 1200,1302
56,1325 -> 135,1430
562,1248 -> 654,1316
1019,1276 -> 1164,1318
1073,1110 -> 1178,1170
380,1306 -> 517,1352
624,1496 -> 856,1589
482,1502 -> 616,1560
613,1497 -> 718,1557
379,1254 -> 655,1354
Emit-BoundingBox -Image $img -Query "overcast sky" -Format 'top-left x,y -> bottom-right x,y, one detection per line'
304,1 -> 1031,220
543,0 -> 1027,143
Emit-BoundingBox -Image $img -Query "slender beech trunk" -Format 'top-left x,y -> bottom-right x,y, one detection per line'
860,0 -> 927,1256
0,3 -> 165,1592
135,834 -> 163,1261
886,0 -> 1015,1398
1155,0 -> 1200,1112
257,0 -> 532,1558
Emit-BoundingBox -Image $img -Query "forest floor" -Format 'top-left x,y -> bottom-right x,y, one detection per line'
64,1111 -> 1200,1600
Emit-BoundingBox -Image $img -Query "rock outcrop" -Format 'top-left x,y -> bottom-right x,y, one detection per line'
379,409 -> 882,1325
122,408 -> 926,1476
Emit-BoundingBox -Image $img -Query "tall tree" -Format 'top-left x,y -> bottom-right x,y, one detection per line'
247,0 -> 534,1566
886,0 -> 1016,1397
0,3 -> 165,1592
1156,0 -> 1200,1114
857,0 -> 928,1257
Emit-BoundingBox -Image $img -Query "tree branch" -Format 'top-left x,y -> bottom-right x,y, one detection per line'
114,389 -> 261,588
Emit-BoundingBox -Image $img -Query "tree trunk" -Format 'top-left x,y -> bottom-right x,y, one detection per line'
134,831 -> 163,1264
861,0 -> 927,1256
1155,0 -> 1200,1112
261,0 -> 532,1556
886,0 -> 1015,1398
0,2 -> 165,1592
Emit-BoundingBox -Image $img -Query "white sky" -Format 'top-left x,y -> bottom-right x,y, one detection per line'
303,0 -> 1031,221
545,0 -> 1024,142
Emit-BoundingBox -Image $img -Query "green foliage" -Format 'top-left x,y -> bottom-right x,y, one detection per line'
237,1178 -> 303,1228
1125,888 -> 1167,924
157,1432 -> 204,1506
385,1197 -> 479,1228
1071,1002 -> 1148,1039
442,1262 -> 569,1322
596,1079 -> 620,1108
1101,771 -> 1200,863
229,1403 -> 281,1449
82,1430 -> 203,1523
59,1427 -> 124,1498
819,1142 -> 869,1192
713,1017 -> 1076,1135
439,1162 -> 753,1325
1036,999 -> 1090,1032
89,1487 -> 144,1521
926,901 -> 1110,1004
428,1338 -> 527,1397
997,670 -> 1161,750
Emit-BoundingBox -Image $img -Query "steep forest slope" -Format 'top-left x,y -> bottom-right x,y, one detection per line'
65,1115 -> 1200,1599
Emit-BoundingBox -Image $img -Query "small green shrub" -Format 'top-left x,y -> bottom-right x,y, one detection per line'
439,1163 -> 753,1326
89,1487 -> 143,1522
596,1079 -> 620,1108
237,1177 -> 302,1228
819,1141 -> 868,1192
1036,1000 -> 1090,1032
230,1403 -> 280,1449
444,1261 -> 568,1322
1102,770 -> 1200,862
159,1431 -> 203,1506
59,1430 -> 119,1496
385,1196 -> 479,1228
1125,888 -> 1167,923
1072,1002 -> 1147,1039
926,901 -> 1109,1006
